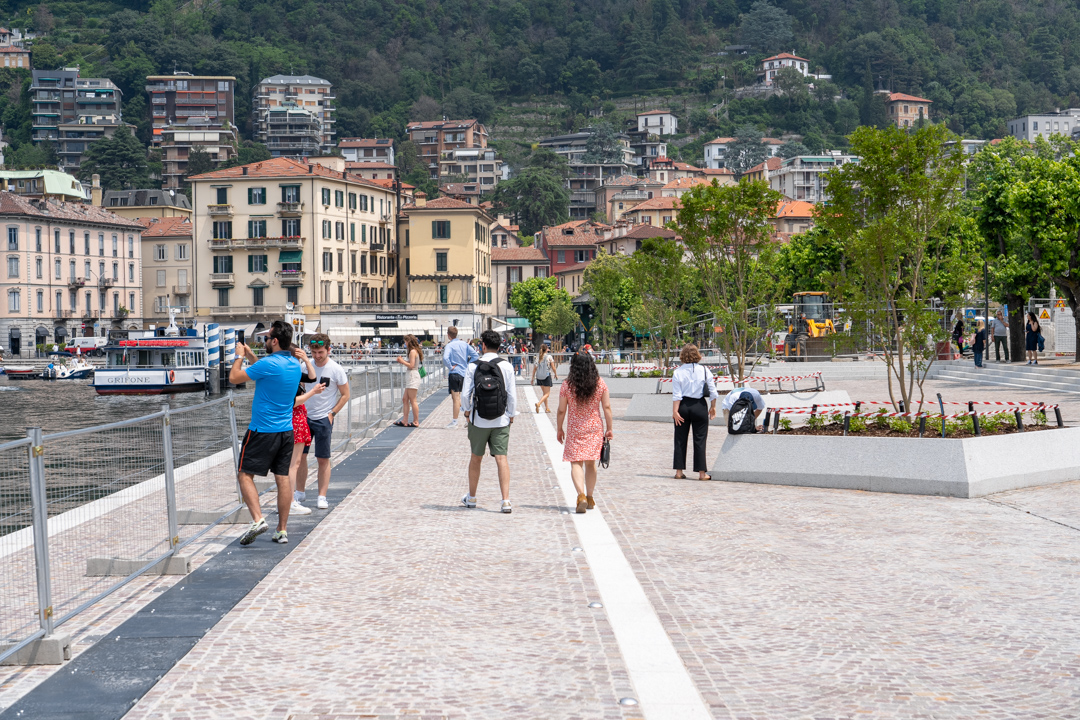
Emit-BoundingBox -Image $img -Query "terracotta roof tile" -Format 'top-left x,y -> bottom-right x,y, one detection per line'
888,92 -> 932,104
439,183 -> 483,194
663,177 -> 711,190
0,47 -> 28,54
406,119 -> 479,130
135,216 -> 192,237
338,138 -> 393,147
0,193 -> 143,229
492,247 -> 548,262
541,220 -> 608,248
555,261 -> 591,275
704,137 -> 736,145
186,157 -> 388,190
618,225 -> 679,240
627,196 -> 679,212
762,52 -> 809,62
702,167 -> 736,176
776,200 -> 816,218
402,196 -> 482,211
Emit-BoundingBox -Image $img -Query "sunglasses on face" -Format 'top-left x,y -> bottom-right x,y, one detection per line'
310,340 -> 328,347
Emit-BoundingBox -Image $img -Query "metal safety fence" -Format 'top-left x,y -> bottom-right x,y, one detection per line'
0,359 -> 447,665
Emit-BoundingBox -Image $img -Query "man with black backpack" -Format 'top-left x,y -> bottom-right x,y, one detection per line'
723,386 -> 766,434
460,329 -> 518,514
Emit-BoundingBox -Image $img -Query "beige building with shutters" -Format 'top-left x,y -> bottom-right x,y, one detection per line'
186,156 -> 399,333
137,216 -> 193,323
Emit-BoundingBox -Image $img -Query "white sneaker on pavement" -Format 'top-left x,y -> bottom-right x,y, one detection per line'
501,500 -> 513,514
445,419 -> 459,429
290,501 -> 312,516
461,493 -> 476,508
316,496 -> 329,510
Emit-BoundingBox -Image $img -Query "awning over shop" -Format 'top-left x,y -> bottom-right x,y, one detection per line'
305,320 -> 319,332
387,320 -> 437,335
507,317 -> 531,329
327,326 -> 378,341
489,318 -> 515,331
8,327 -> 20,338
278,250 -> 303,263
35,326 -> 49,337
54,326 -> 67,338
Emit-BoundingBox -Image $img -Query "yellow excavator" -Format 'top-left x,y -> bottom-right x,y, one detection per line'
785,292 -> 835,359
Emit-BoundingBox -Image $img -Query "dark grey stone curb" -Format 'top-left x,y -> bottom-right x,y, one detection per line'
0,392 -> 445,720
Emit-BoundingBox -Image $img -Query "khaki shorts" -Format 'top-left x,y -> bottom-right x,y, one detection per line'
467,423 -> 510,457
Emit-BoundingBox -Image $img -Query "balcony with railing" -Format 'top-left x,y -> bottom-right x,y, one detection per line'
98,278 -> 116,288
275,270 -> 305,286
570,191 -> 597,206
369,242 -> 385,251
172,285 -> 191,295
277,201 -> 303,216
55,309 -> 75,318
207,204 -> 233,216
242,236 -> 303,249
67,277 -> 86,289
210,273 -> 234,286
320,302 -> 478,313
209,238 -> 233,249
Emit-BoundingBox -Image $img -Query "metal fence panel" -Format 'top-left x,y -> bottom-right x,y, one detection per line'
0,438 -> 41,657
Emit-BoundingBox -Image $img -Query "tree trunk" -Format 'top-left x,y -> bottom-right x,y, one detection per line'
1007,296 -> 1025,363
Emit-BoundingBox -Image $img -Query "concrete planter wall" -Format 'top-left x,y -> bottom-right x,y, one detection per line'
715,426 -> 1080,498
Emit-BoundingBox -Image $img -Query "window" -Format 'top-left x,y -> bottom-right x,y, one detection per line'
213,221 -> 232,239
436,252 -> 448,272
7,227 -> 17,250
55,291 -> 61,311
35,227 -> 41,252
361,254 -> 367,274
335,190 -> 344,207
432,221 -> 451,239
351,251 -> 357,273
7,289 -> 18,312
321,188 -> 331,205
69,231 -> 75,255
113,293 -> 119,315
112,234 -> 118,257
216,187 -> 228,205
249,254 -> 268,272
252,287 -> 264,306
7,256 -> 18,278
84,232 -> 90,255
177,269 -> 187,287
362,224 -> 367,243
379,257 -> 385,275
337,251 -> 343,273
54,258 -> 61,279
574,250 -> 590,263
157,270 -> 166,286
322,220 -> 331,238
335,221 -> 344,240
129,292 -> 136,312
98,233 -> 105,256
287,286 -> 299,304
112,262 -> 118,280
281,185 -> 300,203
362,195 -> 368,212
247,220 -> 267,238
557,250 -> 565,263
154,244 -> 167,261
322,252 -> 333,272
248,187 -> 266,205
128,264 -> 135,282
349,193 -> 357,210
213,256 -> 233,273
439,285 -> 448,304
218,288 -> 230,306
338,283 -> 343,303
350,223 -> 355,242
282,218 -> 301,237
35,257 -> 42,278
405,258 -> 410,275
128,235 -> 134,258
405,229 -> 410,247
175,244 -> 189,261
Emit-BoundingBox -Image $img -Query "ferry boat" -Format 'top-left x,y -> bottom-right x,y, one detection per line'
41,356 -> 95,380
92,309 -> 208,395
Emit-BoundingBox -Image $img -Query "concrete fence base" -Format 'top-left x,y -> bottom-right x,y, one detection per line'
715,426 -> 1080,498
0,635 -> 71,666
177,506 -> 252,525
86,554 -> 192,577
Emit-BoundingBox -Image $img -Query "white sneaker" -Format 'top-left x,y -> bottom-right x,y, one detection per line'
461,493 -> 476,508
290,501 -> 312,516
501,500 -> 513,514
445,419 -> 459,429
316,496 -> 329,510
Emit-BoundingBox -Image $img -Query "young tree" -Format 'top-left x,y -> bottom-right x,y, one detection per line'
538,296 -> 580,345
725,124 -> 769,179
491,168 -> 570,236
582,251 -> 639,350
677,180 -> 785,381
184,146 -> 215,181
818,124 -> 967,411
626,237 -> 698,371
78,125 -> 149,189
508,276 -> 571,349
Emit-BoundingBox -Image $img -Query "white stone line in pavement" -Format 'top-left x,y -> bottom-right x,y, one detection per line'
0,448 -> 234,560
523,385 -> 712,720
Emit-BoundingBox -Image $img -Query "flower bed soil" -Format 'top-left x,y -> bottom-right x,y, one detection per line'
779,422 -> 1059,439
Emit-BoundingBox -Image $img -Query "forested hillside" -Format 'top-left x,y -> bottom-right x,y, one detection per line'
2,0 -> 1079,160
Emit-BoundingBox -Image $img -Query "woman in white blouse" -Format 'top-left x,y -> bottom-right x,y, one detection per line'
671,344 -> 719,481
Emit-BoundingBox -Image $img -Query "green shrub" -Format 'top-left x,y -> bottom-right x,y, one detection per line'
873,408 -> 889,429
806,414 -> 825,430
848,415 -> 867,433
1031,409 -> 1048,426
887,417 -> 913,434
829,412 -> 844,425
779,417 -> 792,431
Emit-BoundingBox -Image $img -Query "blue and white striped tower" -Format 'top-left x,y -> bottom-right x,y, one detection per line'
206,323 -> 220,367
224,328 -> 236,364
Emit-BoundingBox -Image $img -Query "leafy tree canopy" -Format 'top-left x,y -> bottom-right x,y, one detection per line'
78,125 -> 149,190
491,167 -> 570,236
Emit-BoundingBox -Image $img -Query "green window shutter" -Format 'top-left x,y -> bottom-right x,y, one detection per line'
247,188 -> 253,204
362,225 -> 366,242
248,255 -> 253,272
247,220 -> 253,237
432,221 -> 437,238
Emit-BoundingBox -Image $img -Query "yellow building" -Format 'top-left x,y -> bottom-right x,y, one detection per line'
396,193 -> 495,340
187,156 -> 399,332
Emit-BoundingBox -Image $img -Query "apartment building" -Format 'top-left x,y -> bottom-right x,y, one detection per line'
0,44 -> 29,69
768,154 -> 858,203
188,157 -> 399,329
491,216 -> 523,249
159,116 -> 238,190
491,246 -> 548,325
0,169 -> 87,201
1007,110 -> 1080,141
885,93 -> 931,128
339,138 -> 394,165
621,196 -> 679,228
103,189 -> 192,220
438,147 -> 505,191
703,136 -> 783,169
138,216 -> 193,320
596,175 -> 663,224
145,73 -> 236,146
537,131 -> 634,220
394,193 -> 495,340
535,220 -> 605,281
252,74 -> 335,157
1,193 -> 144,356
755,53 -> 831,86
405,119 -> 488,180
648,157 -> 704,184
30,69 -> 125,172
773,200 -> 816,240
636,110 -> 678,136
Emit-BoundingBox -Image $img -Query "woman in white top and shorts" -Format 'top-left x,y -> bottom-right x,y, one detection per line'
532,345 -> 559,413
394,334 -> 423,427
671,344 -> 719,481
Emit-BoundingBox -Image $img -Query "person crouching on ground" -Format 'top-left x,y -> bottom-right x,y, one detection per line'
671,343 -> 718,482
557,351 -> 614,513
230,320 -> 303,546
460,330 -> 517,514
721,386 -> 766,433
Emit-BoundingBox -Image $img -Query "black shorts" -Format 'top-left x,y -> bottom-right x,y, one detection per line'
536,376 -> 552,387
448,373 -> 464,393
307,416 -> 333,459
238,429 -> 294,477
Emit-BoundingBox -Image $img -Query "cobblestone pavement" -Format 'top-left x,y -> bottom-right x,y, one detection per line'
600,378 -> 1080,719
122,391 -> 640,720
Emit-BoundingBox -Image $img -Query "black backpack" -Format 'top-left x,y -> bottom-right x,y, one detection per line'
472,358 -> 508,420
727,391 -> 757,435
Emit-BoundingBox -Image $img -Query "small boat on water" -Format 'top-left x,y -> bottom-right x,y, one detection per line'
2,365 -> 38,379
92,308 -> 208,395
41,356 -> 95,380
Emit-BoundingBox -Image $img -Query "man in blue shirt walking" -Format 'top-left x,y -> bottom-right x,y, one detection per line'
229,320 -> 303,545
442,325 -> 479,428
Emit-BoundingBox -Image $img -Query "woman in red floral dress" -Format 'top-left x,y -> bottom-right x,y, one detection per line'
556,352 -> 614,513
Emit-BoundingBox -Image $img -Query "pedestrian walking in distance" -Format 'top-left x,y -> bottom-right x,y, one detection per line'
394,334 -> 423,427
952,315 -> 965,357
442,326 -> 479,429
295,333 -> 350,511
532,344 -> 558,413
991,310 -> 1009,363
557,351 -> 614,513
671,344 -> 718,481
972,320 -> 986,369
230,320 -> 303,546
460,329 -> 517,514
1025,311 -> 1041,365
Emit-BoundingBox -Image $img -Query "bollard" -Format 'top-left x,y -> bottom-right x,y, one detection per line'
762,409 -> 771,430
969,402 -> 980,436
810,404 -> 818,419
772,412 -> 780,434
937,393 -> 946,439
918,415 -> 926,437
843,413 -> 850,436
1055,406 -> 1064,427
1014,409 -> 1024,432
854,401 -> 862,414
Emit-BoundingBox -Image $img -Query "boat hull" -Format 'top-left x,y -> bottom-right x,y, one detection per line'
94,382 -> 206,395
92,368 -> 206,395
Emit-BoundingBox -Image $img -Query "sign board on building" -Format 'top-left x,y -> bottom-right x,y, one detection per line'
375,314 -> 418,321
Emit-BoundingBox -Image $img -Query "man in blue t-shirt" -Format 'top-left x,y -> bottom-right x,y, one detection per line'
229,319 -> 303,546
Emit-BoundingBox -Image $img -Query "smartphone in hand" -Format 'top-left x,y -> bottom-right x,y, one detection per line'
319,377 -> 332,387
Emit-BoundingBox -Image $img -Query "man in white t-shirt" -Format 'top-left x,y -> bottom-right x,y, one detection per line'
295,333 -> 350,510
721,387 -> 766,432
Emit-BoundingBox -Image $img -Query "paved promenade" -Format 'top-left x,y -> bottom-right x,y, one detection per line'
4,376 -> 1080,718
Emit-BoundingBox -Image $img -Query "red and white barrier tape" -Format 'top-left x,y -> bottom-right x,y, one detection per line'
768,405 -> 1058,419
657,371 -> 823,384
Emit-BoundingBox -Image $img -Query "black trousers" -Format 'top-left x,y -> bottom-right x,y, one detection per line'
993,335 -> 1009,361
673,398 -> 710,472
